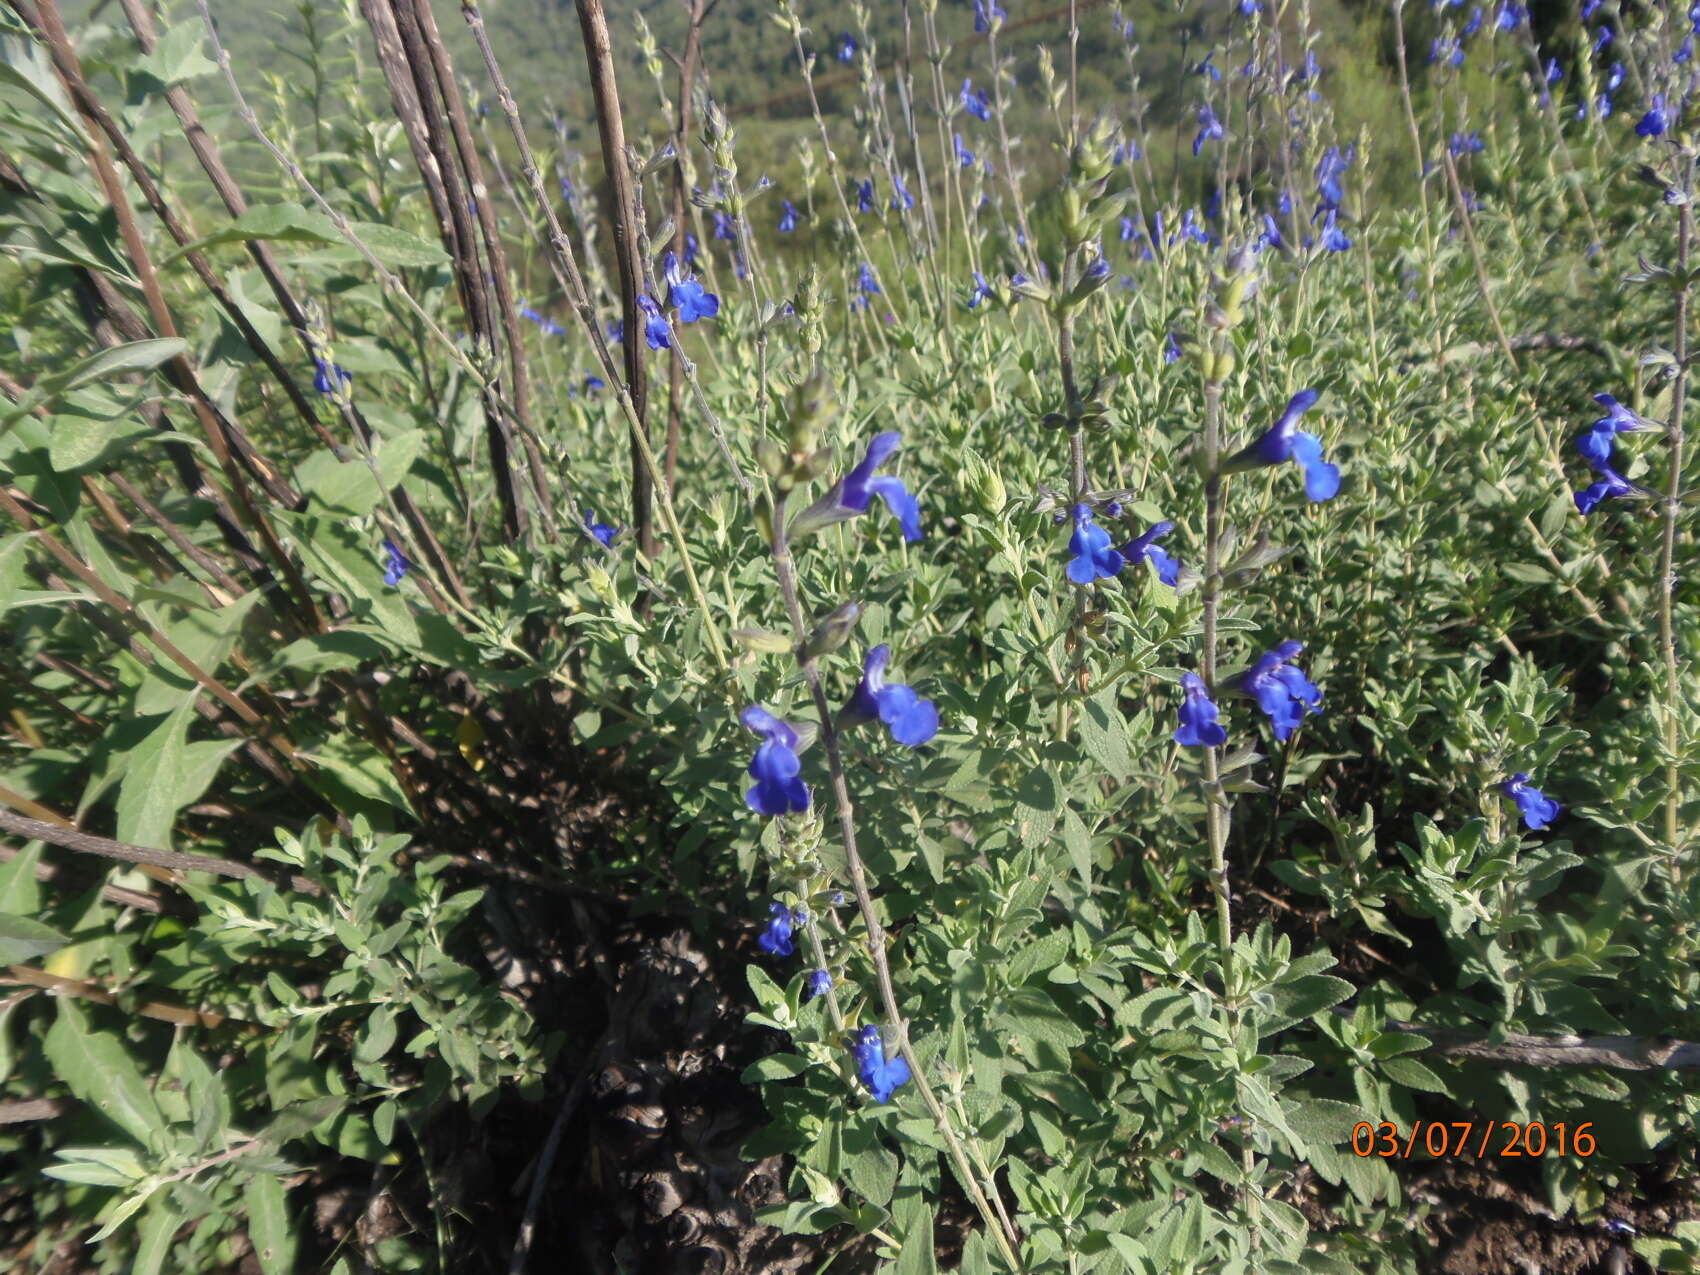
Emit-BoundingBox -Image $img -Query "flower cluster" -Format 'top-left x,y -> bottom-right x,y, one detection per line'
1174,642 -> 1323,747
1573,393 -> 1656,514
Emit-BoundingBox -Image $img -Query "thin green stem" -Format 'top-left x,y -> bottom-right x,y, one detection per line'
768,498 -> 1023,1272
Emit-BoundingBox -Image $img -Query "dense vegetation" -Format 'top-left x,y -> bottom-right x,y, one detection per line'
1,0 -> 1698,1273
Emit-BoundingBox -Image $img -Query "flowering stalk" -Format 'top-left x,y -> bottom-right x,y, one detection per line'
764,490 -> 1023,1271
1197,290 -> 1266,1250
1660,156 -> 1692,879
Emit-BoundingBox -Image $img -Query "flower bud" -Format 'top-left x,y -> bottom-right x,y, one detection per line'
755,438 -> 787,478
732,627 -> 796,654
962,451 -> 1007,514
805,601 -> 862,657
754,493 -> 774,543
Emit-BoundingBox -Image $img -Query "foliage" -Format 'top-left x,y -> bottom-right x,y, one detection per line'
0,0 -> 1697,1271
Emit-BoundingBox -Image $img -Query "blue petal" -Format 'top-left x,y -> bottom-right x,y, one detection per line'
876,684 -> 939,746
1146,545 -> 1181,586
867,475 -> 923,541
1575,428 -> 1616,466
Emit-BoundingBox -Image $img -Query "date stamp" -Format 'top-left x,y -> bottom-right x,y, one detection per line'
1350,1121 -> 1597,1159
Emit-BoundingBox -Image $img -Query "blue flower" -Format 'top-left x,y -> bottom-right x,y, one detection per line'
1195,50 -> 1221,81
1255,212 -> 1283,252
890,174 -> 915,211
955,133 -> 976,167
584,375 -> 605,394
637,294 -> 671,350
1606,61 -> 1625,92
1461,7 -> 1484,38
1545,57 -> 1563,83
1494,1 -> 1525,29
758,902 -> 798,956
1173,673 -> 1228,748
1193,103 -> 1224,156
1594,25 -> 1612,51
1312,149 -> 1353,212
559,174 -> 575,203
606,318 -> 625,344
519,302 -> 566,336
663,252 -> 719,324
855,179 -> 876,214
585,510 -> 617,547
712,209 -> 736,241
1449,131 -> 1485,156
807,969 -> 833,998
381,538 -> 410,587
742,706 -> 810,815
313,357 -> 352,397
852,1025 -> 911,1102
1315,146 -> 1352,210
1222,640 -> 1322,741
1221,389 -> 1340,501
1577,394 -> 1656,465
1498,773 -> 1561,830
792,431 -> 922,542
1429,36 -> 1464,66
1679,36 -> 1694,63
961,78 -> 992,120
778,200 -> 799,232
1637,94 -> 1669,137
683,231 -> 701,265
1573,460 -> 1653,514
1065,503 -> 1124,584
857,263 -> 881,294
973,0 -> 1006,33
966,271 -> 993,309
837,31 -> 857,61
1122,521 -> 1181,585
1582,0 -> 1601,17
1318,209 -> 1351,253
1163,331 -> 1182,363
841,644 -> 940,747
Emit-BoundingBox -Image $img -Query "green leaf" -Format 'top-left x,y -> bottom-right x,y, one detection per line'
1265,974 -> 1355,1029
1079,690 -> 1132,781
0,911 -> 68,963
114,698 -> 197,851
163,205 -> 340,264
1380,1055 -> 1449,1093
137,22 -> 218,87
295,449 -> 384,517
0,33 -> 84,142
892,1202 -> 938,1275
132,1198 -> 182,1275
253,1096 -> 348,1149
44,1000 -> 167,1147
2,339 -> 185,431
1281,1097 -> 1361,1155
347,221 -> 450,269
89,1183 -> 162,1243
997,987 -> 1084,1050
243,1171 -> 297,1275
742,1053 -> 809,1082
375,429 -> 425,490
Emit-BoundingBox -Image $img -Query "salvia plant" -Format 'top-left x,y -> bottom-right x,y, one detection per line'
0,0 -> 1697,1272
